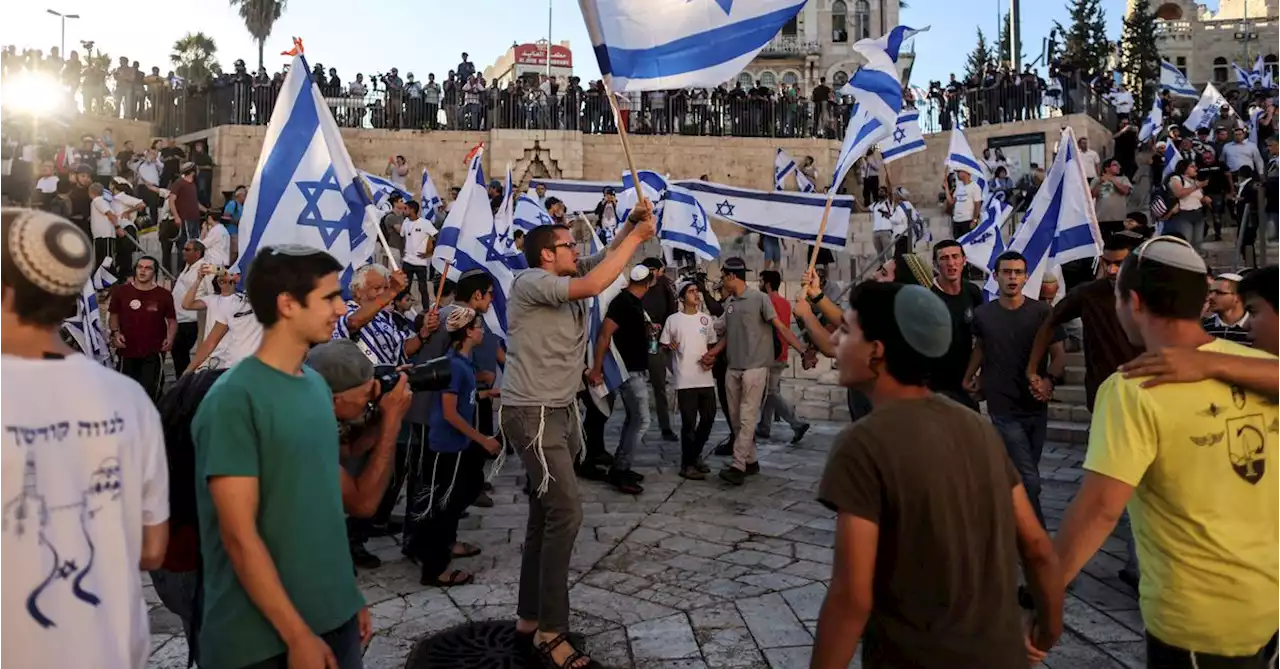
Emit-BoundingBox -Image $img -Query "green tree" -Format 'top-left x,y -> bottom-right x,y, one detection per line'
170,32 -> 221,83
1053,0 -> 1112,76
964,27 -> 994,82
1119,0 -> 1161,113
229,0 -> 286,74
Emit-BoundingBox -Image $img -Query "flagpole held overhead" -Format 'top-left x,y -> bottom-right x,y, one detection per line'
602,79 -> 648,209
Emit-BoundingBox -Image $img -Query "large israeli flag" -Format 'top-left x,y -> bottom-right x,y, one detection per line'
945,127 -> 989,196
660,184 -> 720,261
420,168 -> 443,222
529,178 -> 619,214
831,102 -> 891,191
958,192 -> 1012,273
881,108 -> 926,163
431,149 -> 515,339
1137,102 -> 1163,143
580,0 -> 806,91
1160,60 -> 1197,98
774,148 -> 797,191
583,226 -> 630,403
676,179 -> 853,248
1183,82 -> 1229,131
64,258 -> 115,366
991,127 -> 1102,298
513,194 -> 555,233
845,25 -> 926,130
236,53 -> 380,287
616,169 -> 669,239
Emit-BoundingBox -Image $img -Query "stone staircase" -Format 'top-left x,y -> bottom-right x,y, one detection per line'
1047,350 -> 1090,446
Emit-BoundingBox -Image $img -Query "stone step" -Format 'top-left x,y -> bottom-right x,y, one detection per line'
1053,384 -> 1088,407
1065,365 -> 1086,386
1048,419 -> 1089,446
1049,402 -> 1092,424
1062,351 -> 1085,368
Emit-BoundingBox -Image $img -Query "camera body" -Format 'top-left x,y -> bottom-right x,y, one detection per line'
372,357 -> 452,396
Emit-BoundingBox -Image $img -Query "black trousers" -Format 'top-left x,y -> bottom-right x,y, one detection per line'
348,426 -> 410,546
171,321 -> 199,376
402,261 -> 431,306
407,444 -> 487,579
713,355 -> 733,446
677,387 -> 716,467
1145,632 -> 1277,669
93,235 -> 135,280
580,389 -> 616,460
120,353 -> 164,402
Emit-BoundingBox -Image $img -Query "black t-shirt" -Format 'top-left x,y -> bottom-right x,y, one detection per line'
972,299 -> 1055,416
1197,161 -> 1228,195
159,146 -> 185,186
930,282 -> 986,396
818,395 -> 1026,668
1113,129 -> 1137,166
605,290 -> 651,372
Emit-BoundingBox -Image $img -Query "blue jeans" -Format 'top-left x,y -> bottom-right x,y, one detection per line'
761,235 -> 781,263
239,615 -> 363,669
614,372 -> 651,472
990,413 -> 1048,526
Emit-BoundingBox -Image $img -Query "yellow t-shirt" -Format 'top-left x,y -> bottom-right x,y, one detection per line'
1085,338 -> 1279,656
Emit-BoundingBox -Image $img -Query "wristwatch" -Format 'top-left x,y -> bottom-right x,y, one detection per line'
806,291 -> 826,305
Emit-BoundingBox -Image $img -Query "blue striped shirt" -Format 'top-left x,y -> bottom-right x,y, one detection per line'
333,299 -> 409,365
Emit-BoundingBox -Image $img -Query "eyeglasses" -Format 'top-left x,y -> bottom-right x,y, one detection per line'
553,241 -> 578,251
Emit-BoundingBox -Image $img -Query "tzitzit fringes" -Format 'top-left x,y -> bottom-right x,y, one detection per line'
438,452 -> 462,510
487,404 -> 508,483
413,452 -> 441,521
532,405 -> 553,497
571,400 -> 586,464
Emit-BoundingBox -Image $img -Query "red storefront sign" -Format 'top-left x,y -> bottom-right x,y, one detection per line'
513,43 -> 573,68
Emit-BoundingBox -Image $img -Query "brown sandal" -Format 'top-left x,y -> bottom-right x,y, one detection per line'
534,632 -> 602,669
421,569 -> 474,587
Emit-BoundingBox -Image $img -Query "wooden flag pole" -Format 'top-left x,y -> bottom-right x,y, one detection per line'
602,79 -> 649,209
432,259 -> 453,309
807,192 -> 837,275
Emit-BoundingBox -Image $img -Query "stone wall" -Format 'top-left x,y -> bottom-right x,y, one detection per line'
35,116 -> 155,156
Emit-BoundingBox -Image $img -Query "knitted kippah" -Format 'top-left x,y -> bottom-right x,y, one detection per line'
447,306 -> 477,332
5,208 -> 93,296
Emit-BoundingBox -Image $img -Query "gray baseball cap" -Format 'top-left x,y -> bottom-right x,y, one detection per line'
305,340 -> 373,393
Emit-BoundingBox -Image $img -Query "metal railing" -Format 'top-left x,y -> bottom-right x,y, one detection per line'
760,35 -> 822,56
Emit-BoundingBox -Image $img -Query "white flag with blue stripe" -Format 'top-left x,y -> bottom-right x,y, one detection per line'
360,170 -> 413,207
845,25 -> 925,130
1161,60 -> 1197,98
945,127 -> 989,197
430,148 -> 516,339
529,178 -> 619,214
795,168 -> 815,193
957,192 -> 1011,273
1233,62 -> 1253,86
774,148 -> 797,191
1138,102 -> 1163,143
420,168 -> 443,222
583,225 -> 630,397
989,126 -> 1102,299
831,102 -> 891,191
236,54 -> 380,289
1250,55 -> 1266,87
659,184 -> 720,261
580,0 -> 806,92
677,179 -> 853,248
63,258 -> 115,365
881,108 -> 926,163
490,163 -> 525,264
513,194 -> 556,232
1161,140 -> 1180,184
618,169 -> 669,225
1182,82 -> 1228,131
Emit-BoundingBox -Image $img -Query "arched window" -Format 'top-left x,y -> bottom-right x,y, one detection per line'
1213,57 -> 1228,83
832,1 -> 848,43
781,71 -> 800,87
737,72 -> 755,88
853,0 -> 871,41
760,71 -> 777,89
1154,2 -> 1183,20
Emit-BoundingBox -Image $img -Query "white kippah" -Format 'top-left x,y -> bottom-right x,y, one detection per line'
1137,236 -> 1207,274
5,208 -> 93,296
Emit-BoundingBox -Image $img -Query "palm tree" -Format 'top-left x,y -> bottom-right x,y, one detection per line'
171,32 -> 221,83
229,0 -> 286,74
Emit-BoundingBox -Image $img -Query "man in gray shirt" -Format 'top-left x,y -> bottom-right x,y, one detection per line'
501,202 -> 656,668
704,257 -> 806,485
963,251 -> 1065,526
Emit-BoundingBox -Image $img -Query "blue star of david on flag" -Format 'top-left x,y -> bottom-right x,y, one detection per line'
715,200 -> 735,217
691,212 -> 708,235
295,166 -> 364,250
893,127 -> 907,143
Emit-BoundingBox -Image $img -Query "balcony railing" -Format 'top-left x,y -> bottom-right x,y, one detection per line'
1155,20 -> 1194,36
760,35 -> 821,56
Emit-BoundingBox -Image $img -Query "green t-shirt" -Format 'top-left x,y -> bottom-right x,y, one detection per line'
192,356 -> 364,669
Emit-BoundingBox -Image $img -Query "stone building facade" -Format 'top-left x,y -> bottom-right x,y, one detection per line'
735,0 -> 909,95
1139,0 -> 1279,88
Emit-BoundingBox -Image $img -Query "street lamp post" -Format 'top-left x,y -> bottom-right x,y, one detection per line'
46,8 -> 80,56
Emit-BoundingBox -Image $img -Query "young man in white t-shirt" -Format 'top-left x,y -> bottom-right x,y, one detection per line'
660,281 -> 718,480
199,209 -> 232,268
88,182 -> 125,276
1,209 -> 169,669
399,200 -> 438,305
946,170 -> 982,239
180,266 -> 263,373
108,178 -> 145,277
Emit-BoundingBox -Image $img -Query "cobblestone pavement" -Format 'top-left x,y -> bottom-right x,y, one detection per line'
146,416 -> 1145,669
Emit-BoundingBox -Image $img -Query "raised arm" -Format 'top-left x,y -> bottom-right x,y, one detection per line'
567,208 -> 656,301
1120,348 -> 1278,399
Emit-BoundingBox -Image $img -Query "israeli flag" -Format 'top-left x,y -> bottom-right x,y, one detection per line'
1161,140 -> 1180,184
845,25 -> 926,130
430,149 -> 515,339
774,148 -> 797,191
831,102 -> 891,191
881,108 -> 926,163
236,54 -> 380,288
659,184 -> 720,261
580,0 -> 806,91
420,168 -> 444,222
360,170 -> 414,206
1182,82 -> 1229,131
491,163 -> 523,263
1263,68 -> 1275,91
945,127 -> 989,197
990,126 -> 1102,298
64,258 -> 114,366
583,226 -> 630,399
1250,106 -> 1265,148
529,178 -> 620,214
900,199 -> 931,245
1138,102 -> 1163,143
795,168 -> 816,193
513,194 -> 556,232
1160,60 -> 1197,98
1251,55 -> 1266,87
1232,62 -> 1253,86
676,179 -> 853,248
617,169 -> 669,225
958,192 -> 1012,273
